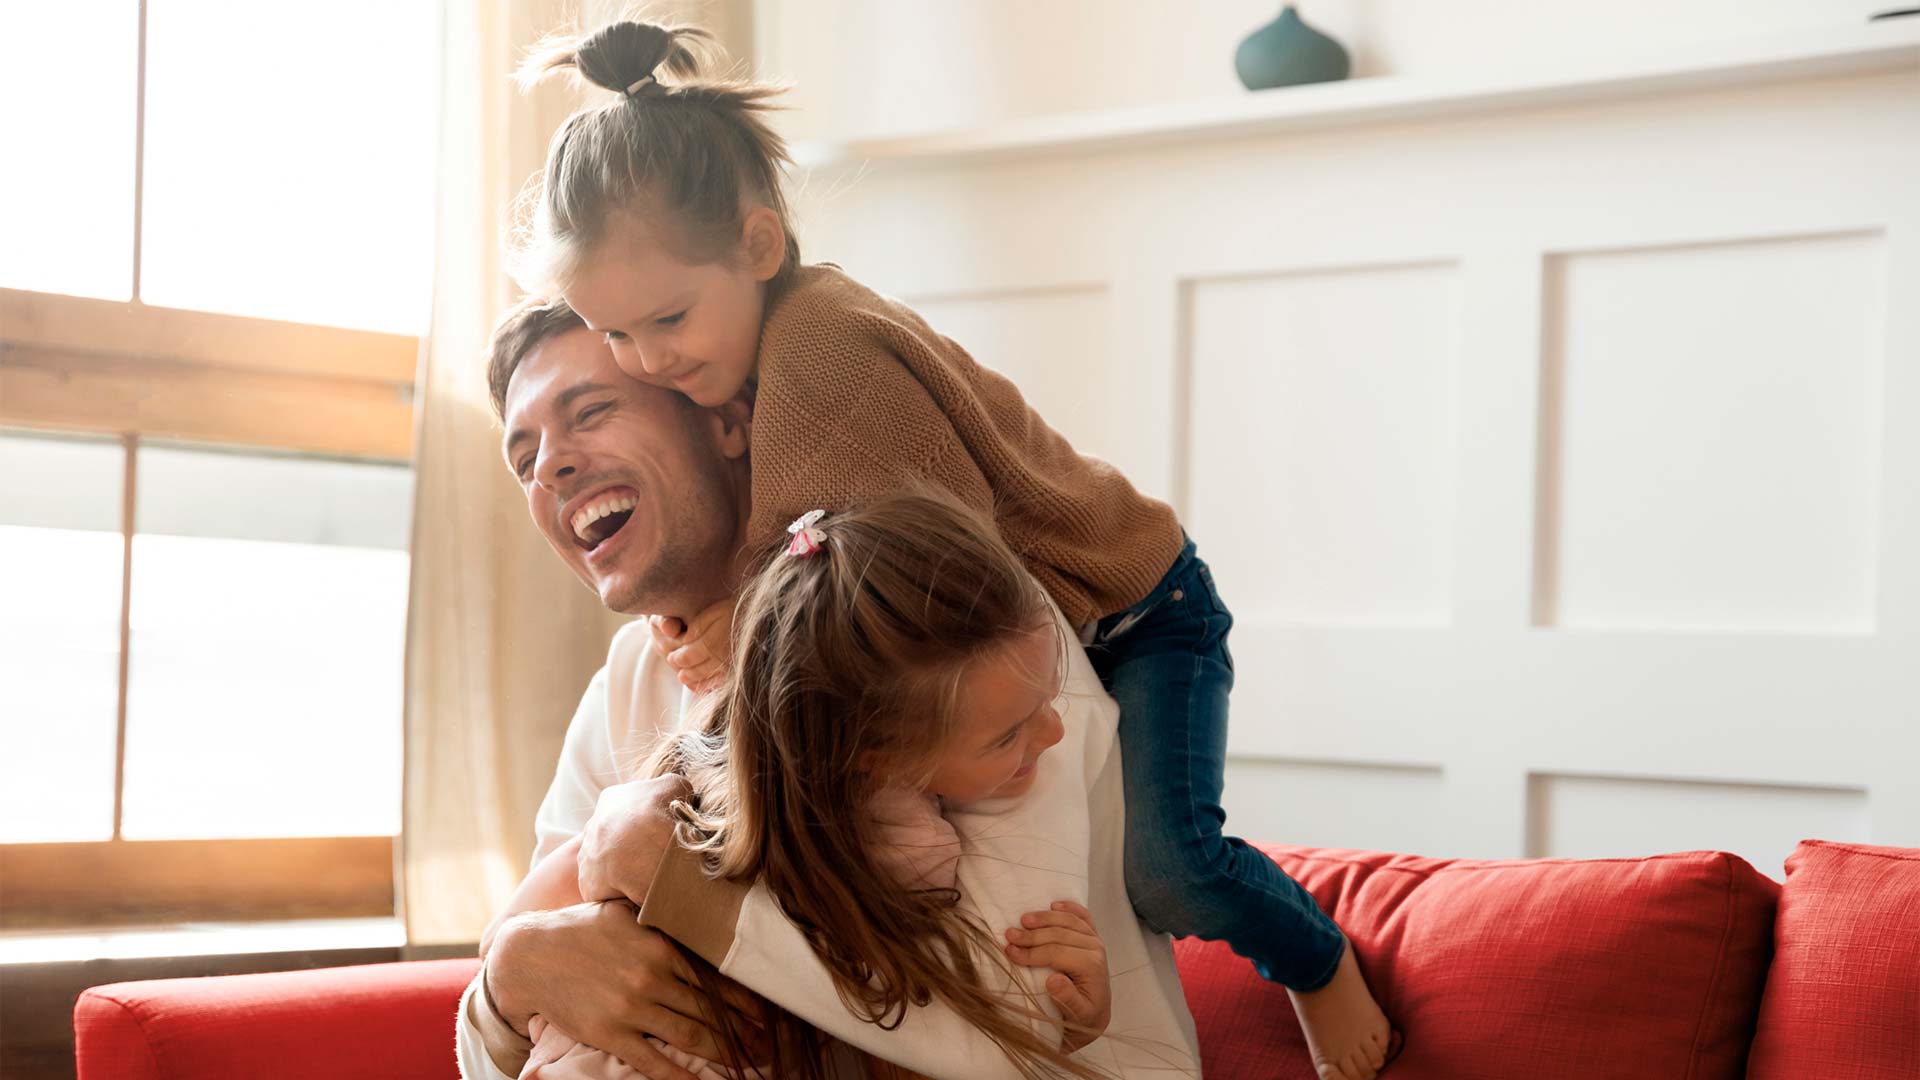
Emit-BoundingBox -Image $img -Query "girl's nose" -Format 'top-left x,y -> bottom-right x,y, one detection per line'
1036,705 -> 1065,751
609,338 -> 667,378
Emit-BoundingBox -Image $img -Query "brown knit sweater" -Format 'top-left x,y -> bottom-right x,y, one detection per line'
746,265 -> 1184,625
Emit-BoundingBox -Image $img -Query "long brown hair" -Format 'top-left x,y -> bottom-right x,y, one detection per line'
513,17 -> 801,296
653,493 -> 1106,1078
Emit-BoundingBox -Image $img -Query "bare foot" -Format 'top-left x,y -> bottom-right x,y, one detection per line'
1287,936 -> 1398,1080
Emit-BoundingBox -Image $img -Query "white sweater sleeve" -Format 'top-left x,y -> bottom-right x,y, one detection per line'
455,622 -> 680,1080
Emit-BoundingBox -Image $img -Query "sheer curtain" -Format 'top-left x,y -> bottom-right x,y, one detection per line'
399,0 -> 628,947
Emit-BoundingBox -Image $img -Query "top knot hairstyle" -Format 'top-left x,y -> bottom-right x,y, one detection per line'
513,18 -> 802,293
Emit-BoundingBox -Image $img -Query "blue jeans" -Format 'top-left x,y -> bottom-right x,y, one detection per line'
1089,537 -> 1345,991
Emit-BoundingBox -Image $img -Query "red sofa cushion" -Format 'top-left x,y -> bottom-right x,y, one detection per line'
73,957 -> 479,1080
1746,840 -> 1920,1080
1172,844 -> 1779,1079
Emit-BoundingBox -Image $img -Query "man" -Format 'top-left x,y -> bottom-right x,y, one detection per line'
457,300 -> 1196,1079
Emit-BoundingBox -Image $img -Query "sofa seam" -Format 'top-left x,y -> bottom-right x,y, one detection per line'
1682,852 -> 1739,1080
81,991 -> 165,1078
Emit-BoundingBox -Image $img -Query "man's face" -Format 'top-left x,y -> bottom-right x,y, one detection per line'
501,327 -> 744,615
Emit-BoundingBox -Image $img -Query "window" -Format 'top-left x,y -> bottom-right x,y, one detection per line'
0,0 -> 436,927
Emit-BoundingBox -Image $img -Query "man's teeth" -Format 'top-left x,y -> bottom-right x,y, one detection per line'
571,494 -> 637,541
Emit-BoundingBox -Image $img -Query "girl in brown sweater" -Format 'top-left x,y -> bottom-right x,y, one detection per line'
512,18 -> 1396,1080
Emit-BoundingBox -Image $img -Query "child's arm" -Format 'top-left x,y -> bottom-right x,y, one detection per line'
1005,900 -> 1110,1053
478,835 -> 587,959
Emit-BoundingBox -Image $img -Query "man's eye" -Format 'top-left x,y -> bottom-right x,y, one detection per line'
578,403 -> 610,423
656,311 -> 686,327
515,458 -> 533,480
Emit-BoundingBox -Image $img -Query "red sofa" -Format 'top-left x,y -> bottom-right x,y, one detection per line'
73,839 -> 1919,1079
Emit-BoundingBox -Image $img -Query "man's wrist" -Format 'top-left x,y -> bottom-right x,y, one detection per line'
466,963 -> 534,1077
482,914 -> 537,1035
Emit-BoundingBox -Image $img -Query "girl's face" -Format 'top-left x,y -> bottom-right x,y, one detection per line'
923,625 -> 1067,803
562,208 -> 785,408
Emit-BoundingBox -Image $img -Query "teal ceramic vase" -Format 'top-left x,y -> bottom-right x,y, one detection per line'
1235,4 -> 1350,90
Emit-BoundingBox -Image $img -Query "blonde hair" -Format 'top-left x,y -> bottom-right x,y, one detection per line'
651,493 -> 1106,1079
514,18 -> 802,294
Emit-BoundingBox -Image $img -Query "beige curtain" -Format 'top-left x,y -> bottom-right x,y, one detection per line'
399,0 -> 621,948
400,0 -> 756,948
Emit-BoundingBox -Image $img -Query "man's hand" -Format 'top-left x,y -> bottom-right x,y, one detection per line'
647,597 -> 735,694
577,774 -> 688,906
1004,900 -> 1111,1053
488,902 -> 740,1080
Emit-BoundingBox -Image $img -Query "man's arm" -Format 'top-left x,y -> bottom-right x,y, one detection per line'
456,627 -> 716,1080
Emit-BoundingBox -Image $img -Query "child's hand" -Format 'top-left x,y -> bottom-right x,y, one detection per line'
648,597 -> 734,693
1005,900 -> 1110,1053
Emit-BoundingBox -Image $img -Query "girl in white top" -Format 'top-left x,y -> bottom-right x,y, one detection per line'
482,494 -> 1121,1079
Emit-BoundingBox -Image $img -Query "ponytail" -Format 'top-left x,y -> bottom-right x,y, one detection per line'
513,18 -> 802,295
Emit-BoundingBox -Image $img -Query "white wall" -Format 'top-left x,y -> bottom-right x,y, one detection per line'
756,0 -> 1894,141
782,43 -> 1920,878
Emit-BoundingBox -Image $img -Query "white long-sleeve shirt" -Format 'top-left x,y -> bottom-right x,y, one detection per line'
456,615 -> 1198,1080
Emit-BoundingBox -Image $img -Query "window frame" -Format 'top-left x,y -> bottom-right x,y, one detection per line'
0,0 -> 418,928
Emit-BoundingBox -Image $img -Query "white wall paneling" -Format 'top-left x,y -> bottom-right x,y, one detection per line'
1527,772 -> 1872,877
1535,231 -> 1884,634
1184,261 -> 1460,629
792,60 -> 1920,875
1224,758 -> 1451,858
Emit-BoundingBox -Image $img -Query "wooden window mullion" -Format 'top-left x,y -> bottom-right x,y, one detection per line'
111,435 -> 137,841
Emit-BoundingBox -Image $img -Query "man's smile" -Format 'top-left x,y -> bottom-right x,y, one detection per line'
561,484 -> 640,552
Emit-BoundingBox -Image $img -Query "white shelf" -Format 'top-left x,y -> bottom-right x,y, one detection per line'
791,20 -> 1920,167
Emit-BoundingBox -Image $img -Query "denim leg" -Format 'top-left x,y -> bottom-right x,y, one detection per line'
1092,543 -> 1346,991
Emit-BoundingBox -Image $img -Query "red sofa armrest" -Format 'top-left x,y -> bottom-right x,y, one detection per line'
74,957 -> 480,1080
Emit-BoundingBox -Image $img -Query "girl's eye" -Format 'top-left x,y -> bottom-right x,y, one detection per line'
603,330 -> 629,343
995,726 -> 1022,750
656,311 -> 686,327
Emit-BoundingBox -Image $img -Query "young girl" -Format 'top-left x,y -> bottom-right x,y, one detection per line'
517,19 -> 1396,1080
483,494 -> 1116,1079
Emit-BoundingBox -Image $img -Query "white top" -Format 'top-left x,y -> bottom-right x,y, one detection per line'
456,615 -> 1199,1079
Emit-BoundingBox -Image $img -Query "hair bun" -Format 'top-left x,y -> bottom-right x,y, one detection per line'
572,20 -> 715,96
574,21 -> 671,94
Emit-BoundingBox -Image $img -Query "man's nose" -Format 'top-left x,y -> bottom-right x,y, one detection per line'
533,441 -> 587,489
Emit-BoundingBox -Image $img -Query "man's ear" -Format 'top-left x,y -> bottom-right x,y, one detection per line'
741,206 -> 786,283
703,394 -> 753,460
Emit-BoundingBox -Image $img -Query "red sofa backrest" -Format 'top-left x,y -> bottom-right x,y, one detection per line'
1746,840 -> 1920,1079
74,957 -> 480,1080
1173,843 -> 1780,1079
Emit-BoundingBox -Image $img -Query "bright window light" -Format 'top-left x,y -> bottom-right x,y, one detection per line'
120,445 -> 413,840
0,433 -> 127,842
0,2 -> 138,300
139,0 -> 439,332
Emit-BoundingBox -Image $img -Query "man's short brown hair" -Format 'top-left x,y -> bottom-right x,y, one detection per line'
487,295 -> 587,420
